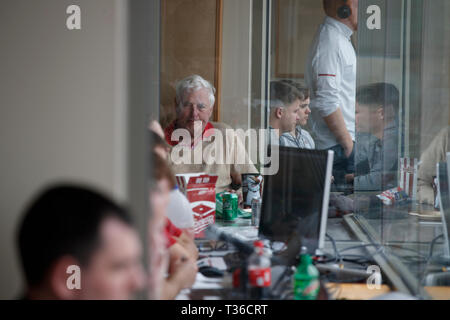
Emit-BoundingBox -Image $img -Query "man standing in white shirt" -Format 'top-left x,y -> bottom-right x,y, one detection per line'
305,0 -> 358,187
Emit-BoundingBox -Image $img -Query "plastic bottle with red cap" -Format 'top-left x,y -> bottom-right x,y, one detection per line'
247,240 -> 271,299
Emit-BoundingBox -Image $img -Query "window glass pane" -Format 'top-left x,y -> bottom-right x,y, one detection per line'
159,0 -> 450,299
354,0 -> 450,295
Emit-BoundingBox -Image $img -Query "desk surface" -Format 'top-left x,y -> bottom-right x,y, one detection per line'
326,284 -> 450,300
325,283 -> 391,300
349,205 -> 447,298
190,217 -> 450,300
425,286 -> 450,300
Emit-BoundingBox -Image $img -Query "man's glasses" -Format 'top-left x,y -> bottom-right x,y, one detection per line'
182,102 -> 209,112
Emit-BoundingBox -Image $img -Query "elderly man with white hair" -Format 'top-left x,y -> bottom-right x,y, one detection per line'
164,74 -> 257,194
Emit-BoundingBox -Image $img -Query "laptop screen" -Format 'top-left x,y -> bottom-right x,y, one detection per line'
259,147 -> 333,261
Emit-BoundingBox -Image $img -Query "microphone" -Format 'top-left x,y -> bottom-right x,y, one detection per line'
204,225 -> 255,255
204,225 -> 285,266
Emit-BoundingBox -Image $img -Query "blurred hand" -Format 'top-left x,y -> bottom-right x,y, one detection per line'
176,231 -> 199,260
344,141 -> 354,159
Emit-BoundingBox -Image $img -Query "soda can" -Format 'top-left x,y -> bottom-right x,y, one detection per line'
251,197 -> 262,226
222,192 -> 238,221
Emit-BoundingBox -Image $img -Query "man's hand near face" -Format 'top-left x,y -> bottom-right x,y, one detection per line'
162,243 -> 198,299
175,231 -> 199,261
171,255 -> 198,289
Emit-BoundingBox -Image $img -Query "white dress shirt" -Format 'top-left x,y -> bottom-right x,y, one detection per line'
305,16 -> 356,150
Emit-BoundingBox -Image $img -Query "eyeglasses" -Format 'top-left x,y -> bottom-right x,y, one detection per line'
182,102 -> 210,112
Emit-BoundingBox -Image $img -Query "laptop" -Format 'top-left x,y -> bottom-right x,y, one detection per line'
259,146 -> 334,263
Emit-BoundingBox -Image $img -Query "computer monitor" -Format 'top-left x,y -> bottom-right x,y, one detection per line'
259,146 -> 334,263
437,160 -> 450,259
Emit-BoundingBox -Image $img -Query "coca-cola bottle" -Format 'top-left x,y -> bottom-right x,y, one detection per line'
247,240 -> 271,299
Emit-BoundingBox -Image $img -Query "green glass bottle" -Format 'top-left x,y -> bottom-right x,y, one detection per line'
293,247 -> 320,300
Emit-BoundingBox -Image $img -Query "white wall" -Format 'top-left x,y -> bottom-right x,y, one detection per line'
0,0 -> 128,299
220,0 -> 253,130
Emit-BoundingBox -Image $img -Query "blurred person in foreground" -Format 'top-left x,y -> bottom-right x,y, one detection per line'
17,185 -> 145,300
149,124 -> 195,232
148,124 -> 198,258
148,151 -> 198,300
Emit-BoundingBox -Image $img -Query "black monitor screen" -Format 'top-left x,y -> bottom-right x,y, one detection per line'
259,146 -> 329,258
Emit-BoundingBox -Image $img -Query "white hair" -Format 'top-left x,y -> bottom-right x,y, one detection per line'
175,75 -> 216,111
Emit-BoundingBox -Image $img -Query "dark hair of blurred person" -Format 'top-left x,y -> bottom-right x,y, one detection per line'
17,185 -> 145,300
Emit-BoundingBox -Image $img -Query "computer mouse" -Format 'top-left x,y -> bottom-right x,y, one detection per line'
199,266 -> 225,278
